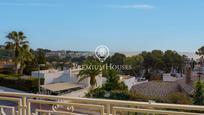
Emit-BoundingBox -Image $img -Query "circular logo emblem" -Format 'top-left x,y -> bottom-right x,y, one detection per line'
95,45 -> 109,62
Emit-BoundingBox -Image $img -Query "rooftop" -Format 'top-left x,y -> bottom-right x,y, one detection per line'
131,81 -> 179,100
41,83 -> 84,92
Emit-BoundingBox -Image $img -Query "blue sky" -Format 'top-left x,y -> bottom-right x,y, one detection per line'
0,0 -> 204,52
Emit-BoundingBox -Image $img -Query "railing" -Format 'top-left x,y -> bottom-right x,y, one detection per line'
0,92 -> 204,115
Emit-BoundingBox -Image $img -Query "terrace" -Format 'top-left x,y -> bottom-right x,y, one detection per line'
0,92 -> 204,115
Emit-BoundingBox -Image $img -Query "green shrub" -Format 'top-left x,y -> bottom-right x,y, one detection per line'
129,91 -> 149,102
23,66 -> 38,75
193,80 -> 204,105
0,74 -> 44,93
167,92 -> 192,104
86,88 -> 106,98
109,90 -> 130,100
86,88 -> 131,100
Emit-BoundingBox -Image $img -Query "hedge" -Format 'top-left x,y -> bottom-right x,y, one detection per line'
0,74 -> 44,93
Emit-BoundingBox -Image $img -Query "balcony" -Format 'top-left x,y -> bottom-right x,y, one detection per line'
0,92 -> 204,115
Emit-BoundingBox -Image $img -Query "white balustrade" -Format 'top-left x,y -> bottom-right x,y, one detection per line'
0,92 -> 203,115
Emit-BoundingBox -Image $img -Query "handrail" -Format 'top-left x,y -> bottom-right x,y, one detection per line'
0,92 -> 204,115
0,92 -> 203,110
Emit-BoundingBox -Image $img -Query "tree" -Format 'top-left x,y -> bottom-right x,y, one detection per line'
77,60 -> 101,88
196,46 -> 204,65
163,50 -> 183,73
103,69 -> 128,91
86,69 -> 129,100
111,53 -> 126,65
36,48 -> 46,64
4,31 -> 30,74
124,55 -> 144,76
18,45 -> 34,74
140,51 -> 154,79
193,80 -> 204,105
0,49 -> 13,60
196,46 -> 204,57
151,50 -> 164,71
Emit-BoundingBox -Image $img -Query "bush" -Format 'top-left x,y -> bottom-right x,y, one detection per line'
23,65 -> 50,75
86,69 -> 130,100
193,80 -> 204,105
0,74 -> 44,93
0,66 -> 14,74
167,92 -> 192,104
86,88 -> 131,100
86,88 -> 106,98
129,91 -> 149,102
109,90 -> 130,100
23,66 -> 38,75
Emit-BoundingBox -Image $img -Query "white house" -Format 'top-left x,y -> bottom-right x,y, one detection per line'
119,75 -> 148,90
31,69 -> 103,87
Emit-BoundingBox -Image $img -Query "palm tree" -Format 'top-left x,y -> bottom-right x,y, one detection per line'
5,31 -> 29,74
103,69 -> 128,91
18,45 -> 34,74
77,60 -> 101,89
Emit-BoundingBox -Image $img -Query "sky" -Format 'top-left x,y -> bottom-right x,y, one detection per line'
0,0 -> 204,52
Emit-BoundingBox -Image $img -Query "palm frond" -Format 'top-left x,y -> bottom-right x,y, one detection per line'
78,75 -> 89,83
4,42 -> 15,49
20,41 -> 29,45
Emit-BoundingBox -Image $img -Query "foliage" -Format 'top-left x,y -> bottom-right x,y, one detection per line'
23,65 -> 38,75
163,50 -> 184,73
18,45 -> 34,74
196,46 -> 204,56
193,80 -> 204,105
0,74 -> 44,93
87,88 -> 130,100
71,56 -> 86,65
138,50 -> 184,80
35,48 -> 46,65
102,69 -> 128,91
86,69 -> 129,100
77,60 -> 102,88
110,53 -> 126,65
124,55 -> 144,76
86,88 -> 106,98
108,90 -> 130,100
129,91 -> 149,102
4,31 -> 34,74
167,92 -> 192,104
0,49 -> 13,60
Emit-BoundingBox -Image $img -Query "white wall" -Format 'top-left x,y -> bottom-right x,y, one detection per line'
31,70 -> 70,84
123,77 -> 148,90
31,69 -> 104,87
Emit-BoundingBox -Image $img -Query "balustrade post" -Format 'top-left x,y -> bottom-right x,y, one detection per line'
22,96 -> 27,115
27,102 -> 31,115
18,101 -> 22,115
106,104 -> 110,115
0,107 -> 6,115
112,109 -> 116,115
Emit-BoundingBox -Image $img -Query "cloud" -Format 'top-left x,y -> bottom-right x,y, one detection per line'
0,2 -> 61,7
105,4 -> 155,9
